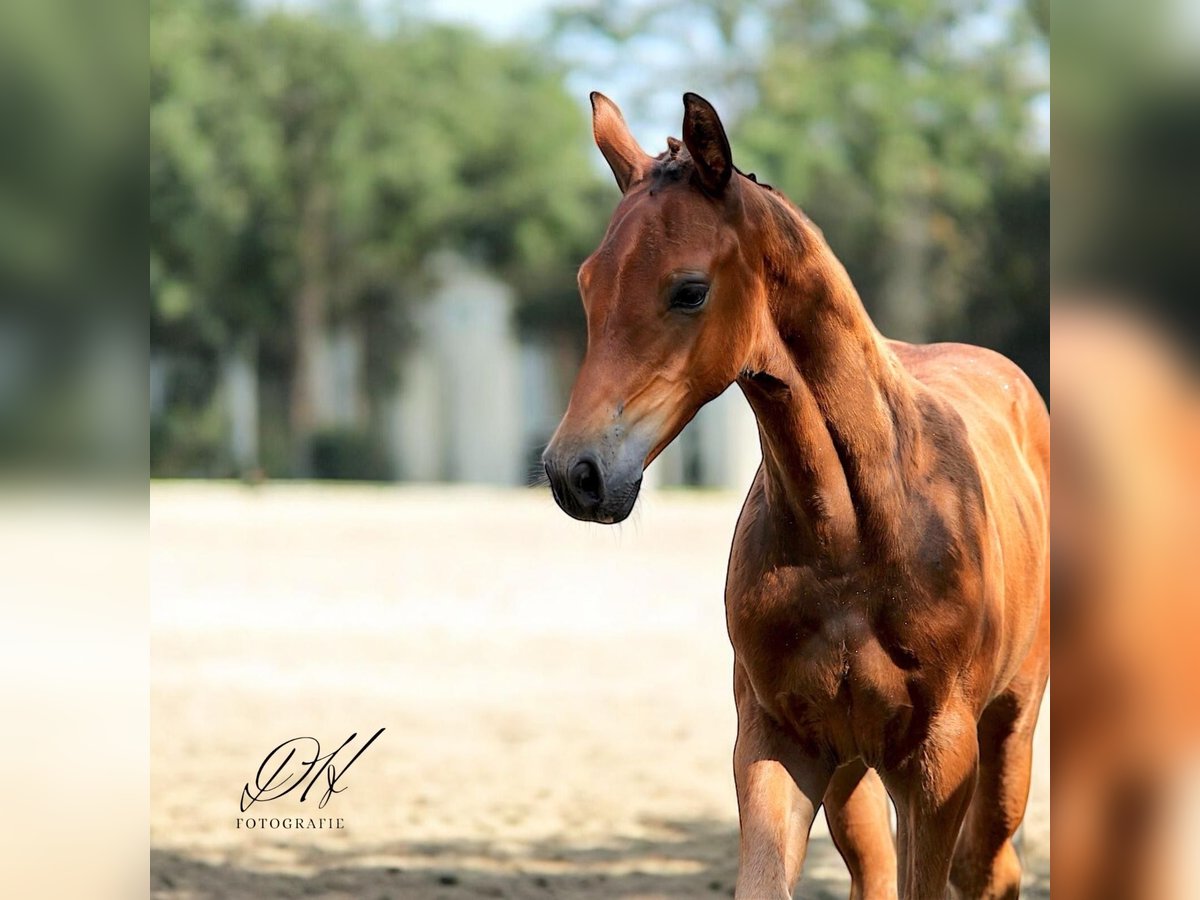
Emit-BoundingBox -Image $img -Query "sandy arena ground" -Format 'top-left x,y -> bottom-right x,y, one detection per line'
151,482 -> 1049,899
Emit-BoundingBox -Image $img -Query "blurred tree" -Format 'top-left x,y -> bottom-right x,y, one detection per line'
151,0 -> 603,476
0,0 -> 143,475
151,0 -> 290,473
963,168 -> 1049,396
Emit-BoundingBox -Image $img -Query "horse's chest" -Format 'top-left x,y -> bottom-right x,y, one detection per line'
727,564 -> 935,764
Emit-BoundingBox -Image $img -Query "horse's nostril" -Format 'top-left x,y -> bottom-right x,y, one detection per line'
569,456 -> 604,506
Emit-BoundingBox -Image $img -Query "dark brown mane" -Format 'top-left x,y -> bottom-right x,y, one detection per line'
646,140 -> 691,191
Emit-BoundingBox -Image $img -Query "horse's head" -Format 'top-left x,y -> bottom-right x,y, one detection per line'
544,92 -> 774,523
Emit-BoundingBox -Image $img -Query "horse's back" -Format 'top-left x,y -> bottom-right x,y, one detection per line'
892,340 -> 1048,493
892,339 -> 1050,695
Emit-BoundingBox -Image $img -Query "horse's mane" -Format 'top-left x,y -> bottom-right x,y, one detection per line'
647,136 -> 783,196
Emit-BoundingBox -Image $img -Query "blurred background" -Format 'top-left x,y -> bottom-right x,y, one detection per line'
144,2 -> 1055,899
1053,1 -> 1200,897
11,0 -> 1200,895
150,0 -> 1049,486
145,2 -> 1053,898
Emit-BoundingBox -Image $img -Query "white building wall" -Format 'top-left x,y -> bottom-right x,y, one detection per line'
324,324 -> 364,428
389,254 -> 524,485
389,344 -> 442,481
648,387 -> 761,493
221,340 -> 259,473
694,386 -> 762,492
518,342 -> 562,483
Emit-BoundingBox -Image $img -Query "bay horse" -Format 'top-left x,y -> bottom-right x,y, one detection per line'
543,92 -> 1050,900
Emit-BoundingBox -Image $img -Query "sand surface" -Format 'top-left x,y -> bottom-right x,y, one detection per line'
151,482 -> 1048,899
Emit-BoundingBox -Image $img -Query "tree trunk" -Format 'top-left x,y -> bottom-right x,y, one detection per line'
288,183 -> 332,476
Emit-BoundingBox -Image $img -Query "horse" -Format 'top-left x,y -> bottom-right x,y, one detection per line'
543,92 -> 1050,900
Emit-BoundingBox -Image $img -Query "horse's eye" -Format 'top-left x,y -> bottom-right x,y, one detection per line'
670,281 -> 709,311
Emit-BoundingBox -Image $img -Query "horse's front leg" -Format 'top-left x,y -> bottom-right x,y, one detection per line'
824,759 -> 898,900
733,665 -> 833,900
885,708 -> 979,900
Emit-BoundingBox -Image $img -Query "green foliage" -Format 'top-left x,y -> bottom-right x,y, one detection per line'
963,168 -> 1049,396
741,0 -> 1045,340
151,0 -> 1050,479
152,1 -> 600,343
0,0 -> 144,478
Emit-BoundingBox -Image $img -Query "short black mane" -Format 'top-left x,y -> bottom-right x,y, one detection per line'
646,140 -> 781,196
646,143 -> 691,190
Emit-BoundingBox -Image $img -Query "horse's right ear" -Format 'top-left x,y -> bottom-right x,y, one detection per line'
681,92 -> 733,196
591,92 -> 650,193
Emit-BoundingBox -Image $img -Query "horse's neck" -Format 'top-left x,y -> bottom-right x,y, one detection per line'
738,232 -> 919,567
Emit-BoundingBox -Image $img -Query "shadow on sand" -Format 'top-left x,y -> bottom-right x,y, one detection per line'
153,817 -> 833,900
151,817 -> 1048,900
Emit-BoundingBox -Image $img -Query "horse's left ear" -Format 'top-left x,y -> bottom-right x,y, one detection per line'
591,92 -> 651,193
682,92 -> 734,195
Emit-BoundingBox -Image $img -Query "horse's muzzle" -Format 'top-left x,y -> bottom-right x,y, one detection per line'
543,450 -> 641,524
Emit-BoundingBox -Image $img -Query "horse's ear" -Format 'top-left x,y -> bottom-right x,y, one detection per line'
681,92 -> 733,196
591,92 -> 649,193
